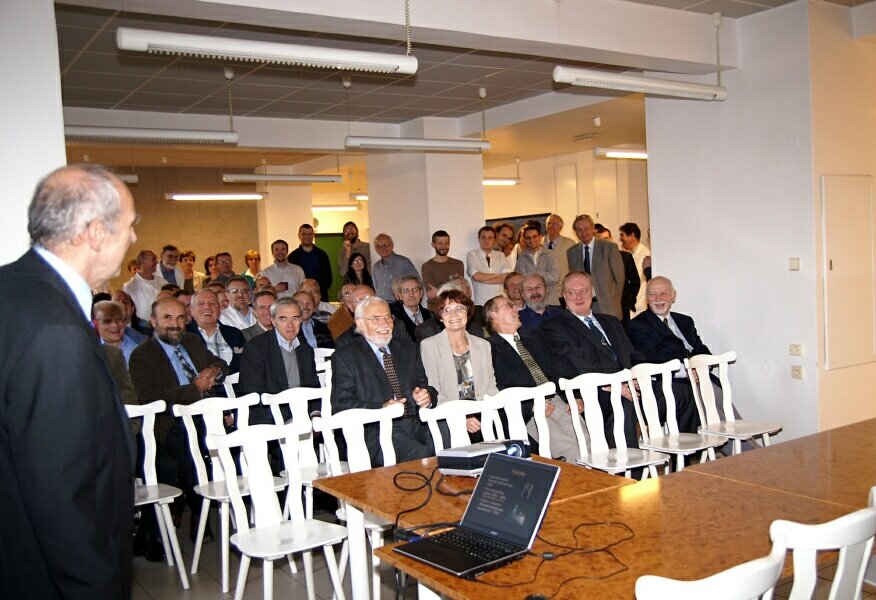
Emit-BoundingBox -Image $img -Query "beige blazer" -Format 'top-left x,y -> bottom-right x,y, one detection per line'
420,329 -> 498,405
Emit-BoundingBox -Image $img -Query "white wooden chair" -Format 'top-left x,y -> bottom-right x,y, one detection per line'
635,535 -> 787,599
629,360 -> 728,471
314,347 -> 335,364
206,423 -> 348,600
314,404 -> 404,600
173,393 -> 286,594
260,387 -> 348,520
559,370 -> 669,479
865,487 -> 876,587
418,397 -> 506,452
223,371 -> 240,398
316,359 -> 333,389
483,383 -> 555,458
770,490 -> 876,600
685,352 -> 783,454
126,400 -> 189,589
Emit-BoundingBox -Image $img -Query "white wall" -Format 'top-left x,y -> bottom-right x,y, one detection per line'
1,0 -> 66,265
645,0 -> 818,440
810,1 -> 876,428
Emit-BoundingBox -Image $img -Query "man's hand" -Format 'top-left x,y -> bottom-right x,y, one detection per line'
544,401 -> 555,417
566,398 -> 584,414
275,281 -> 289,292
194,366 -> 221,393
383,397 -> 406,409
465,416 -> 481,433
411,387 -> 431,408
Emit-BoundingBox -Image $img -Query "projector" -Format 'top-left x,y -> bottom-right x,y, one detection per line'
436,440 -> 530,476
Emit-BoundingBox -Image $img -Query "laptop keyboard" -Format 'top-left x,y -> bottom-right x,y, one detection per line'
430,528 -> 518,562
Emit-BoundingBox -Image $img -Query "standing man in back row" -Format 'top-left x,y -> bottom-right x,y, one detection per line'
371,233 -> 418,303
466,226 -> 509,305
0,165 -> 138,599
542,214 -> 575,305
338,220 -> 371,278
421,230 -> 464,314
290,223 -> 332,302
619,222 -> 650,318
262,239 -> 305,299
567,214 -> 624,319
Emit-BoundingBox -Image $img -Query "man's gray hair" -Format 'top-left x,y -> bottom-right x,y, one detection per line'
392,273 -> 423,296
270,296 -> 300,318
438,275 -> 471,297
28,164 -> 123,248
91,299 -> 124,320
354,296 -> 389,320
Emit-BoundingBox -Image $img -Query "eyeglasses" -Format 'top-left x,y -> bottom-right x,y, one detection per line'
353,296 -> 371,304
352,259 -> 365,264
647,291 -> 673,299
441,305 -> 468,315
216,259 -> 231,265
375,243 -> 393,249
361,314 -> 393,324
401,287 -> 421,294
227,288 -> 249,295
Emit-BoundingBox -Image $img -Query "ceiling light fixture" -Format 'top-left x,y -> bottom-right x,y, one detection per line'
345,136 -> 491,153
594,147 -> 648,160
117,174 -> 139,184
166,193 -> 265,201
552,66 -> 727,101
64,125 -> 238,145
222,174 -> 342,183
483,156 -> 521,186
117,27 -> 418,75
313,204 -> 359,212
349,193 -> 369,201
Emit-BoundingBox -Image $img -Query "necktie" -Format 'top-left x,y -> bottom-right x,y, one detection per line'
584,316 -> 617,361
174,346 -> 197,382
380,347 -> 412,416
413,311 -> 422,326
584,244 -> 591,274
548,240 -> 554,250
486,254 -> 491,267
513,334 -> 549,385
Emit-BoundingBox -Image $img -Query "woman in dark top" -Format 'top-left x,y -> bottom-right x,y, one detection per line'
343,252 -> 374,288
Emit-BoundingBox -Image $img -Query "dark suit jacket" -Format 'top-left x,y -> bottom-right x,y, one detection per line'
331,336 -> 436,466
627,310 -> 711,363
187,321 -> 246,373
489,328 -> 560,424
298,318 -> 335,349
540,309 -> 644,378
619,250 -> 641,316
0,249 -> 134,599
290,244 -> 333,301
129,333 -> 229,441
390,301 -> 433,341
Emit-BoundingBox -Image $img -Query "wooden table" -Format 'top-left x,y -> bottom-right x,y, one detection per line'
689,418 -> 876,509
376,471 -> 854,600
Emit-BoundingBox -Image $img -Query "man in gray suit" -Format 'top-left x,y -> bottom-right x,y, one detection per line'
567,214 -> 625,319
516,225 -> 559,296
542,214 -> 576,305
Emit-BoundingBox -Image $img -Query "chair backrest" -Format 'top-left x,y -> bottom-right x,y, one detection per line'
313,404 -> 404,474
172,393 -> 260,485
125,400 -> 166,485
685,351 -> 737,426
418,398 -> 506,452
223,372 -> 240,398
483,383 -> 555,458
629,360 -> 682,440
770,505 -> 876,600
635,535 -> 787,599
206,422 -> 311,532
559,369 -> 633,455
314,347 -> 335,364
261,387 -> 328,468
316,360 -> 333,391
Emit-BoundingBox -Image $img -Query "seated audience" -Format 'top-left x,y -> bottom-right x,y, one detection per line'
93,300 -> 142,364
293,290 -> 334,349
157,245 -> 184,287
188,289 -> 246,374
203,255 -> 218,286
327,283 -> 357,340
242,289 -> 276,341
242,249 -> 261,289
213,251 -> 236,286
503,271 -> 525,310
415,276 -> 486,342
331,296 -> 435,465
221,276 -> 257,330
518,273 -> 563,329
172,289 -> 193,324
178,249 -> 205,293
300,278 -> 336,324
389,274 -> 433,341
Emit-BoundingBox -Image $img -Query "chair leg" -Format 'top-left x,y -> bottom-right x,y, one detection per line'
305,485 -> 314,520
233,554 -> 251,600
733,438 -> 742,455
647,465 -> 658,479
337,539 -> 350,582
370,529 -> 384,600
221,501 -> 231,594
303,550 -> 316,600
190,497 -> 210,574
762,433 -> 772,447
153,504 -> 172,566
264,558 -> 274,600
324,544 -> 347,600
160,503 -> 190,589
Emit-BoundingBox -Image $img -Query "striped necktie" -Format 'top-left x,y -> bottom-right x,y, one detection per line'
380,347 -> 413,416
174,346 -> 197,382
513,334 -> 549,385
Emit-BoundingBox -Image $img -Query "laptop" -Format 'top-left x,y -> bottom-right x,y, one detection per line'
393,453 -> 560,579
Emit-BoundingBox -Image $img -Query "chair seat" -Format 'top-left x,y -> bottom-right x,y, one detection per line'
194,475 -> 286,501
231,520 -> 348,559
640,432 -> 728,454
577,448 -> 669,473
699,420 -> 782,440
135,482 -> 182,507
335,506 -> 392,531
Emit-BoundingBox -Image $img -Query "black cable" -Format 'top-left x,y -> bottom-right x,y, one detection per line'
392,467 -> 440,534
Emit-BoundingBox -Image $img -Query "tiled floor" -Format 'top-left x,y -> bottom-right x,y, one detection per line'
772,557 -> 876,599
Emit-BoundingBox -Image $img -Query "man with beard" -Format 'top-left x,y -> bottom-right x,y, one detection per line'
518,274 -> 563,329
129,297 -> 227,542
289,224 -> 332,302
261,239 -> 305,299
337,221 -> 371,277
331,296 -> 435,465
221,276 -> 258,330
421,230 -> 464,313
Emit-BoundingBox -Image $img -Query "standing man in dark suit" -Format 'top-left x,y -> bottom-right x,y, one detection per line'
567,214 -> 625,319
389,274 -> 433,342
331,296 -> 436,466
0,165 -> 138,599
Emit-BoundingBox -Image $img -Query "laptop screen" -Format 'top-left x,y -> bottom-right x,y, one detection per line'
459,453 -> 560,549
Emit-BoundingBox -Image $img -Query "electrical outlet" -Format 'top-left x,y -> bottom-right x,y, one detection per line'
791,365 -> 804,379
789,344 -> 803,356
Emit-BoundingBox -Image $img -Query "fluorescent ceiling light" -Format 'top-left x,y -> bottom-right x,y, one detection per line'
594,147 -> 648,160
345,136 -> 491,153
482,178 -> 521,186
553,66 -> 727,102
349,193 -> 369,201
166,193 -> 265,201
222,173 -> 342,183
117,174 -> 139,184
313,205 -> 358,212
117,27 -> 418,75
65,125 -> 238,145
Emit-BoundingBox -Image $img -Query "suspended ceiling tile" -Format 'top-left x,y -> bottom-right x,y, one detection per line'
57,25 -> 101,51
67,51 -> 171,76
285,87 -> 355,104
140,77 -> 225,96
683,0 -> 770,17
348,92 -> 418,108
377,79 -> 468,97
62,86 -> 131,104
416,63 -> 500,84
237,67 -> 334,88
119,92 -> 202,109
55,5 -> 115,29
187,96 -> 271,113
480,69 -> 553,88
62,71 -> 150,91
401,96 -> 479,111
